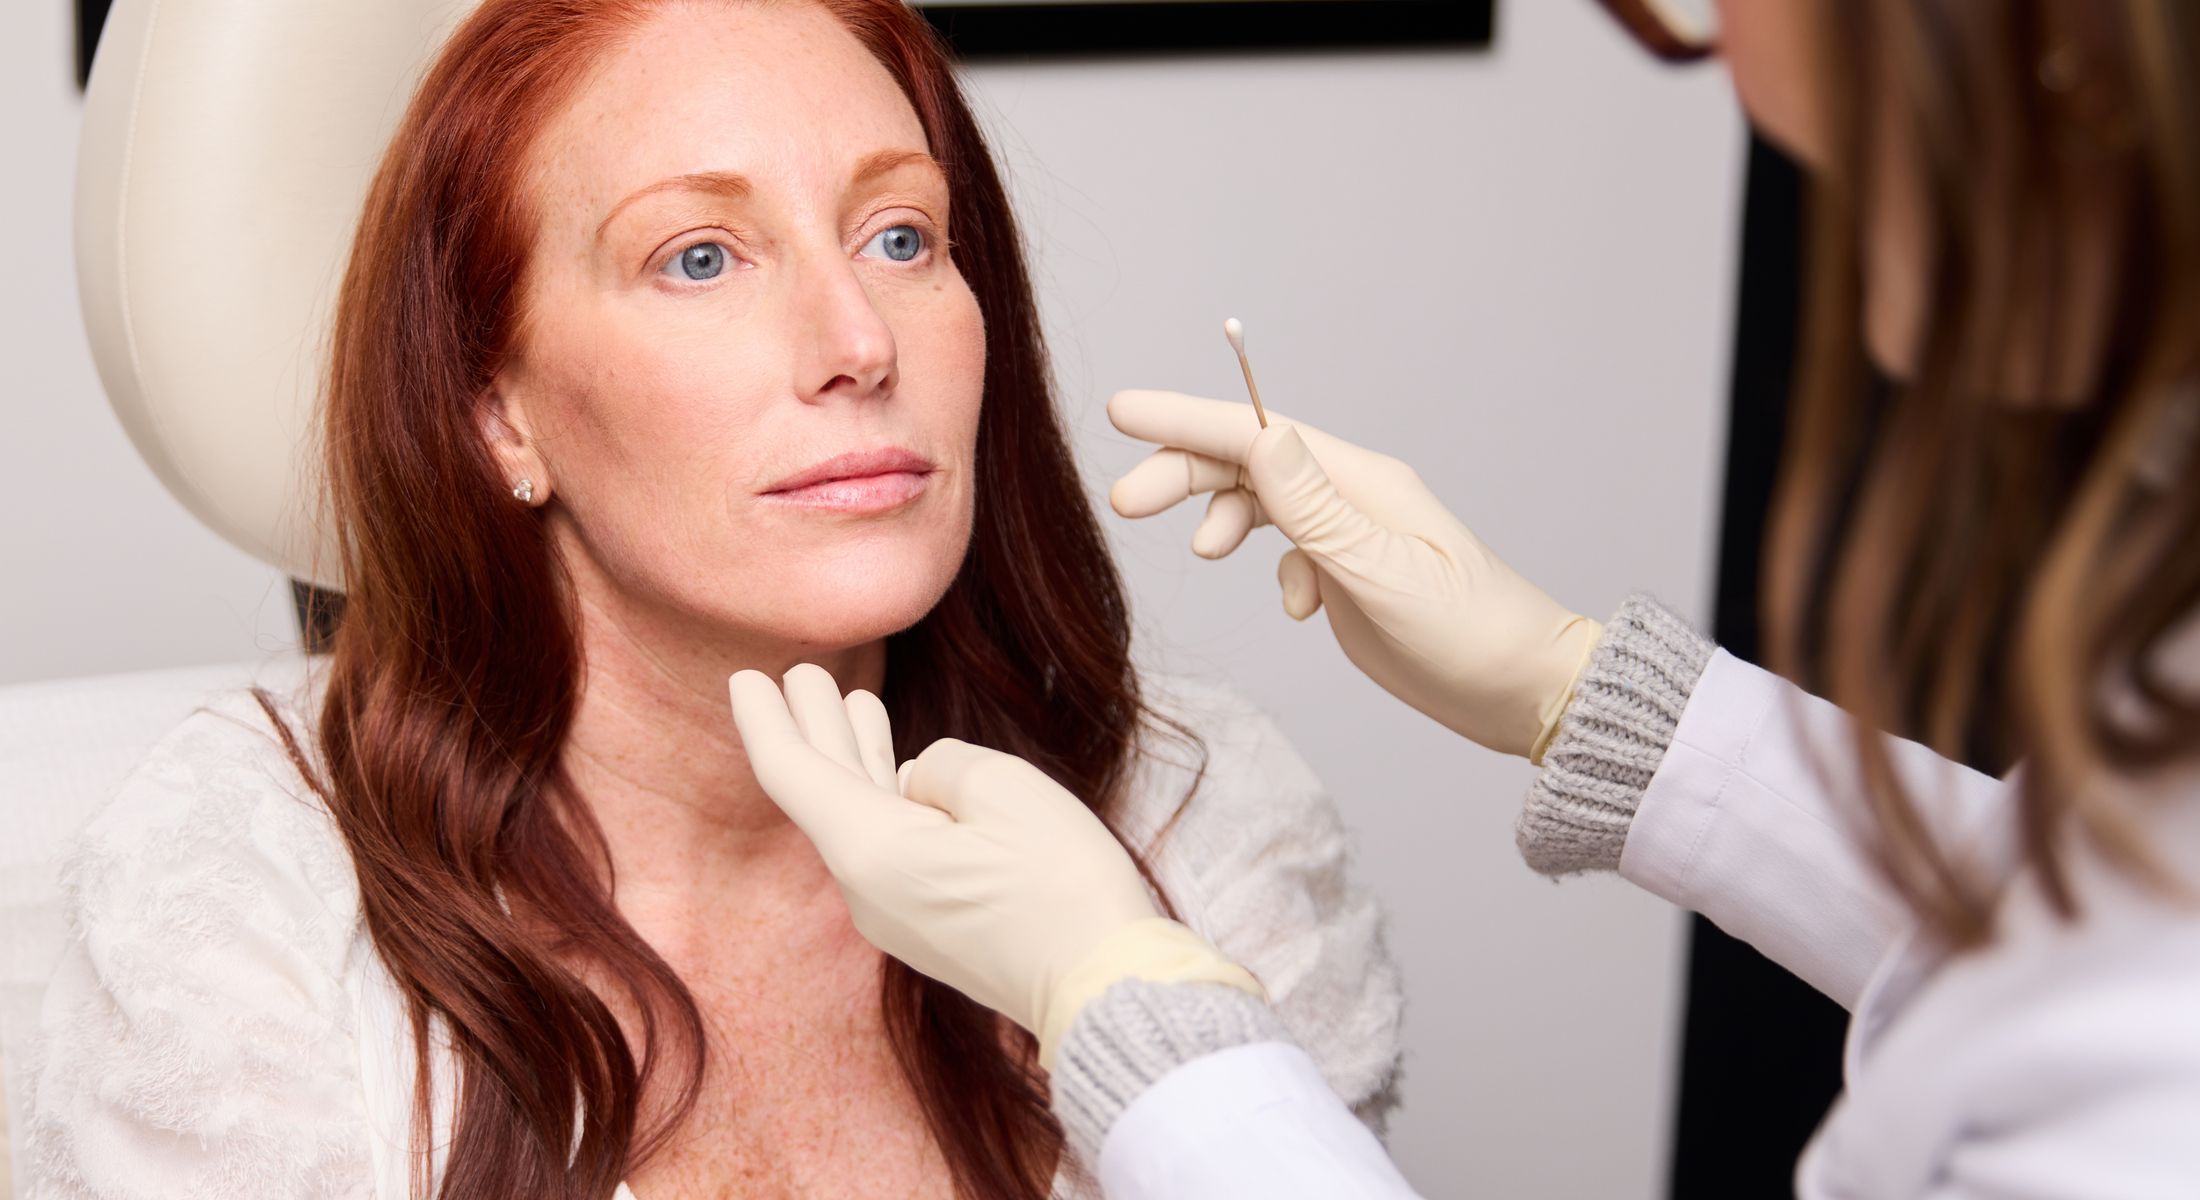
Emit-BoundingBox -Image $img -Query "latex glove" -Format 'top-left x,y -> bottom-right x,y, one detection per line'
727,663 -> 1263,1068
1109,389 -> 1602,762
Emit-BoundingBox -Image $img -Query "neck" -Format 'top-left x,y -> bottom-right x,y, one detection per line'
556,563 -> 886,906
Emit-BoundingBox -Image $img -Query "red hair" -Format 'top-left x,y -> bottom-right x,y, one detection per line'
264,1 -> 1193,1195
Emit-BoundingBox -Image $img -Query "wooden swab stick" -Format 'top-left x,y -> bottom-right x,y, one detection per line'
1223,317 -> 1269,429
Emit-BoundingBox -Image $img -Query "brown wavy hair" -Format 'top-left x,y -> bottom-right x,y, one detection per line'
260,1 -> 1193,1195
1768,1 -> 2200,946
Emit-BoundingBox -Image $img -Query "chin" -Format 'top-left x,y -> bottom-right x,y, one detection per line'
744,540 -> 966,648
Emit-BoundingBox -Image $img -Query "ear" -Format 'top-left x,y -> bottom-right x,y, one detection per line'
480,374 -> 551,507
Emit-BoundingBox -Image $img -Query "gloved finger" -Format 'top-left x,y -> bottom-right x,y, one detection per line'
1191,488 -> 1263,559
1112,391 -> 1409,511
897,738 -> 990,821
783,663 -> 864,773
1278,548 -> 1324,621
844,689 -> 898,790
1107,389 -> 1283,463
1244,424 -> 1394,574
900,736 -> 1073,826
729,669 -> 804,765
1110,447 -> 1244,518
728,671 -> 889,834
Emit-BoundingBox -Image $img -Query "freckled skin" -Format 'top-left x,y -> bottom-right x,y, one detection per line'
485,3 -> 987,1195
609,911 -> 955,1198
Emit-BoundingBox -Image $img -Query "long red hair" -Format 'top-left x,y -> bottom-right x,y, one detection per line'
262,1 -> 1191,1195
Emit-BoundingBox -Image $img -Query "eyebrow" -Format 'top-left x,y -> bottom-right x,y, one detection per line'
593,150 -> 946,243
850,148 -> 946,189
596,170 -> 753,242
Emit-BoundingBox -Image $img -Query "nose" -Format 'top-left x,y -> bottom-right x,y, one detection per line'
791,254 -> 897,404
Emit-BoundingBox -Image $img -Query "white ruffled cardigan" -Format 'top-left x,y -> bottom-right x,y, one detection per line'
21,674 -> 1403,1199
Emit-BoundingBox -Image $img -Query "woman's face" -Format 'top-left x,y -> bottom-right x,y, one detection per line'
491,0 -> 985,650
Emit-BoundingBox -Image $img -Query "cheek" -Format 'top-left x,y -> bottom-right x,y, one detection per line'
1718,0 -> 1830,168
900,274 -> 988,445
735,277 -> 988,643
548,347 -> 743,505
527,311 -> 776,561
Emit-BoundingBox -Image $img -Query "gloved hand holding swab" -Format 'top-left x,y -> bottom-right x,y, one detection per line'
1106,369 -> 1603,762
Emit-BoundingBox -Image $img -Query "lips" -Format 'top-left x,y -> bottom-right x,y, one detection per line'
761,447 -> 935,513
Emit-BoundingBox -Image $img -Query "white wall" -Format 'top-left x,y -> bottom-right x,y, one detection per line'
1,1 -> 1742,1194
1,1 -> 298,683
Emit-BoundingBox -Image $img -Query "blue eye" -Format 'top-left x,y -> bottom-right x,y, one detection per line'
671,242 -> 728,280
862,225 -> 924,263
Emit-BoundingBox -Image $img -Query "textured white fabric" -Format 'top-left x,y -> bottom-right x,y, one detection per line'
1098,1043 -> 1419,1200
0,658 -> 315,1200
1624,650 -> 2200,1198
1123,678 -> 1407,1134
20,671 -> 368,1199
13,671 -> 1400,1198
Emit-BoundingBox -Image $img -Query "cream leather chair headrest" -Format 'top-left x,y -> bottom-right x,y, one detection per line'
76,0 -> 484,589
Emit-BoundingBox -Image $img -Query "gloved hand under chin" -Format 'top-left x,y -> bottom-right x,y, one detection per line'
1108,389 -> 1603,763
727,664 -> 1265,1069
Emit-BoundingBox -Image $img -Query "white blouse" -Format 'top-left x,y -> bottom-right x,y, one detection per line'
19,673 -> 1403,1199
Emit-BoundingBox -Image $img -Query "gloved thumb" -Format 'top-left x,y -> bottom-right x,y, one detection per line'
1245,424 -> 1388,572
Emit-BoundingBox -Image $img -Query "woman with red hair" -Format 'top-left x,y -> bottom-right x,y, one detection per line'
23,1 -> 1402,1197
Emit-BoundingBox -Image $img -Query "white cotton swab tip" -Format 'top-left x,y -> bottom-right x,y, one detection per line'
1221,317 -> 1268,429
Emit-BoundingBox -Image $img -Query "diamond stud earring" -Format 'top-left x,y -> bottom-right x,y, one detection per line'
512,478 -> 534,504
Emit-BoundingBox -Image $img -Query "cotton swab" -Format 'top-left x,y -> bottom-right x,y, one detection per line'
1222,317 -> 1269,429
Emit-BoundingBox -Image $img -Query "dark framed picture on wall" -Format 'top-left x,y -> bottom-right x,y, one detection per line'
77,0 -> 1493,85
915,0 -> 1494,58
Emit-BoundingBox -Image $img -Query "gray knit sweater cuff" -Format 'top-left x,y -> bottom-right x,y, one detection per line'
1517,593 -> 1715,876
1052,978 -> 1290,1169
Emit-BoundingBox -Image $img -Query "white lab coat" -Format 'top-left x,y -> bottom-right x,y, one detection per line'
1095,650 -> 2200,1198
